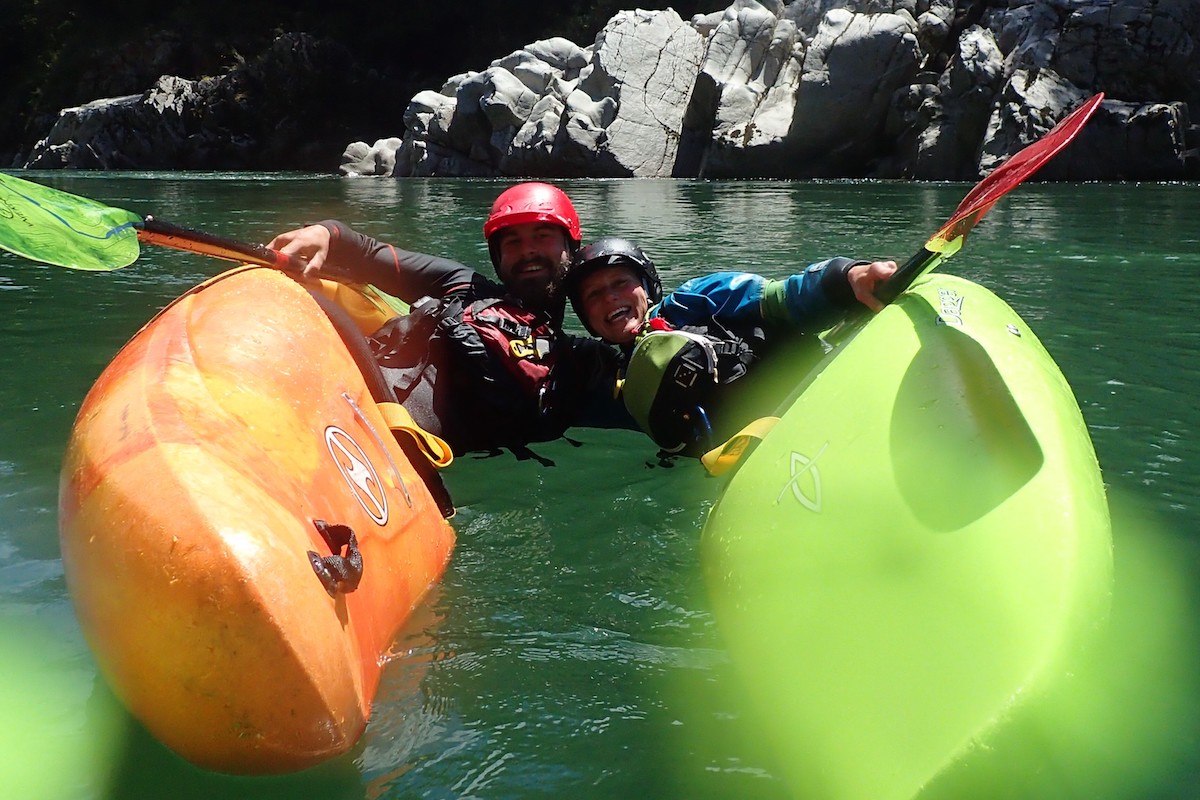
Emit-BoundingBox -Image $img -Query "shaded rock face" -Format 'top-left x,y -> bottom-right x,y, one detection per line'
21,1 -> 1200,179
25,77 -> 232,170
23,33 -> 376,171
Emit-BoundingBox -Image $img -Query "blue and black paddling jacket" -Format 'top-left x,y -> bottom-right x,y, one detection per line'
617,257 -> 865,457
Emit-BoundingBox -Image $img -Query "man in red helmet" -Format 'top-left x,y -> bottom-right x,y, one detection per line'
481,182 -> 582,314
268,182 -> 627,456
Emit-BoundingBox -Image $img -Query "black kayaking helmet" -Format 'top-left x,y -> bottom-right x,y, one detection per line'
565,237 -> 663,335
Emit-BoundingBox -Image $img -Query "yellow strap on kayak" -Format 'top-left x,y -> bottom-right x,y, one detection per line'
701,416 -> 780,476
377,402 -> 454,468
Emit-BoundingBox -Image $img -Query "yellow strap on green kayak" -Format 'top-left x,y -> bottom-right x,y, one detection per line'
700,416 -> 780,476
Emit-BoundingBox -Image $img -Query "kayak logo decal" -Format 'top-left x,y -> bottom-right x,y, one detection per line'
325,426 -> 388,526
777,442 -> 827,512
936,288 -> 964,326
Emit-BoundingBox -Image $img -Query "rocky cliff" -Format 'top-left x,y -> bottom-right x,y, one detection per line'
20,0 -> 1200,180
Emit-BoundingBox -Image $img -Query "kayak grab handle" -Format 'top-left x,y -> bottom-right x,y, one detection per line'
307,519 -> 363,596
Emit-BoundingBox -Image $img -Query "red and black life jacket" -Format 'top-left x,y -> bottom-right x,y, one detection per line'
448,295 -> 561,410
368,288 -> 572,452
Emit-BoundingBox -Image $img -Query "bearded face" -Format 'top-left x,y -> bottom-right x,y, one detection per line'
493,223 -> 572,311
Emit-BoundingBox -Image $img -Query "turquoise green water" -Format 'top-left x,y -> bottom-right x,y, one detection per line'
0,175 -> 1197,799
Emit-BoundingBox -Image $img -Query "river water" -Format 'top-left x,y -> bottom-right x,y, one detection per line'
0,174 -> 1197,799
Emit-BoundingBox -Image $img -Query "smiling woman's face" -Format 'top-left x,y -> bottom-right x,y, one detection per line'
579,264 -> 649,344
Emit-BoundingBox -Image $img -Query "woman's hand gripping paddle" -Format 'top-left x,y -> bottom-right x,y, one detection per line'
875,92 -> 1105,304
0,172 -> 306,273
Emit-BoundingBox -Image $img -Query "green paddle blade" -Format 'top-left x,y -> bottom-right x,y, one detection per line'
0,173 -> 143,270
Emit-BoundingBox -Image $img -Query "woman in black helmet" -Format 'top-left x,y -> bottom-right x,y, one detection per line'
564,237 -> 897,456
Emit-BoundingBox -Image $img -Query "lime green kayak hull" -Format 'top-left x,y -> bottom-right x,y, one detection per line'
702,273 -> 1113,800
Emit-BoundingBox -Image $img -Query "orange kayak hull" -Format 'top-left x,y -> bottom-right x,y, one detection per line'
58,267 -> 455,774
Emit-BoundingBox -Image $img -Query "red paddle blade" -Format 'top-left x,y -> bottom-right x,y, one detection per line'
926,93 -> 1105,252
871,93 -> 1105,306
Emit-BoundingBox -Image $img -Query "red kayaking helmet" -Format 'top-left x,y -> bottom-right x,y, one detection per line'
484,182 -> 582,269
